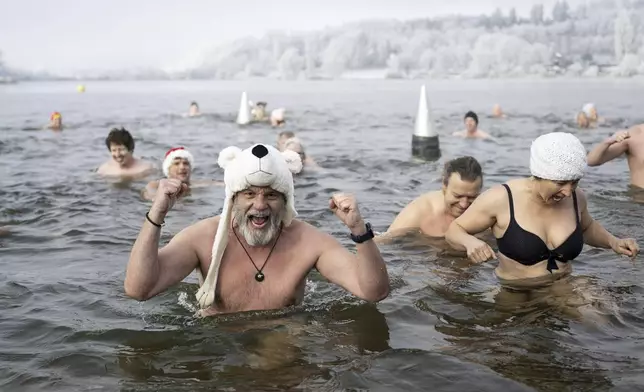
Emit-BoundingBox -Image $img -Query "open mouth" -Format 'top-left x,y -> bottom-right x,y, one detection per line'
249,215 -> 269,229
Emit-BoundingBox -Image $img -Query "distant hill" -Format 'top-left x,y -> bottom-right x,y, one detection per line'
183,0 -> 644,80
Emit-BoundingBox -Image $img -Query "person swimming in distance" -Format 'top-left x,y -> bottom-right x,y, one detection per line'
251,101 -> 269,122
97,127 -> 155,179
143,147 -> 224,201
577,103 -> 604,129
587,124 -> 644,189
453,111 -> 492,139
124,143 -> 389,316
445,132 -> 638,286
48,112 -> 63,130
270,108 -> 286,127
188,101 -> 200,117
380,156 -> 483,239
492,104 -> 506,119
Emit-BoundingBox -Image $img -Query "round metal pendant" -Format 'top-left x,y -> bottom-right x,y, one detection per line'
255,272 -> 265,282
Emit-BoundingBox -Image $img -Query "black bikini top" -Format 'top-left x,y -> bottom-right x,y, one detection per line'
496,184 -> 584,272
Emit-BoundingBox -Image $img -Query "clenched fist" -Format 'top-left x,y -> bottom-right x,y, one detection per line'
151,178 -> 188,217
329,193 -> 364,233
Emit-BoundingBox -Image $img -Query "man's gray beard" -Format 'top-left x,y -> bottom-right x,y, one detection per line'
232,206 -> 283,246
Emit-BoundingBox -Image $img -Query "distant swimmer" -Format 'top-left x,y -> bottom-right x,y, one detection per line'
97,127 -> 155,179
251,101 -> 269,122
143,147 -> 223,200
453,111 -> 492,139
47,112 -> 63,130
587,124 -> 644,188
381,156 -> 483,239
446,132 -> 638,285
577,103 -> 604,129
270,108 -> 286,127
492,104 -> 506,119
188,101 -> 200,117
277,131 -> 295,151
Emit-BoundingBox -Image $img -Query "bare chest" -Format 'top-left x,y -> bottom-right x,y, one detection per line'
196,240 -> 316,313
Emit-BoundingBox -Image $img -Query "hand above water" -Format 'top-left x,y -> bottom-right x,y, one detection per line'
610,237 -> 639,258
329,193 -> 365,234
150,178 -> 188,219
465,238 -> 497,263
608,130 -> 630,144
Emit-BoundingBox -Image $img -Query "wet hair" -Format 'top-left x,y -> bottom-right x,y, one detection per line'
279,131 -> 295,139
105,127 -> 135,151
464,111 -> 479,125
257,102 -> 267,107
442,156 -> 483,185
190,101 -> 199,108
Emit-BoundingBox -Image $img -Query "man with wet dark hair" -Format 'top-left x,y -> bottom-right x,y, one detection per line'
97,127 -> 154,178
380,156 -> 484,239
453,111 -> 492,139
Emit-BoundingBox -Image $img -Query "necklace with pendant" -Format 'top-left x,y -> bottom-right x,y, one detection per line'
232,223 -> 282,282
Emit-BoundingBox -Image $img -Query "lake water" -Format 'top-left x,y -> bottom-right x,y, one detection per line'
1,79 -> 644,391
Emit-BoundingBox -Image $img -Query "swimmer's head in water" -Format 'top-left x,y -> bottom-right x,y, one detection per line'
582,103 -> 598,121
576,111 -> 590,128
271,108 -> 286,127
163,147 -> 194,183
277,131 -> 296,151
464,111 -> 478,133
441,156 -> 483,218
50,112 -> 62,128
530,132 -> 586,204
189,101 -> 199,116
105,127 -> 135,168
256,102 -> 267,108
492,104 -> 503,117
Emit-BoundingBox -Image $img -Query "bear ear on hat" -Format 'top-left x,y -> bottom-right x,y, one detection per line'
281,149 -> 303,174
217,146 -> 242,169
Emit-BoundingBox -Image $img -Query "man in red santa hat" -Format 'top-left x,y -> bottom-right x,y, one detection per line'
143,147 -> 222,201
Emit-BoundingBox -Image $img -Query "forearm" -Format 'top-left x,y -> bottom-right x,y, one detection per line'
124,209 -> 165,299
586,140 -> 611,166
353,240 -> 390,301
583,219 -> 617,249
445,223 -> 473,251
350,221 -> 390,301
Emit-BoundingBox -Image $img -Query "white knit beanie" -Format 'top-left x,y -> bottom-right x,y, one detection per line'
530,132 -> 587,181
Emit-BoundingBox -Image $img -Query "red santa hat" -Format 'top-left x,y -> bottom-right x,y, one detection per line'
162,147 -> 195,177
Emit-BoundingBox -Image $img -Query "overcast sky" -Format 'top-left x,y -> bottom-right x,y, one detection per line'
0,0 -> 586,73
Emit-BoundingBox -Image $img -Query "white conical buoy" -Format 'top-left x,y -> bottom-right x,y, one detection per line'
236,91 -> 250,125
411,84 -> 441,161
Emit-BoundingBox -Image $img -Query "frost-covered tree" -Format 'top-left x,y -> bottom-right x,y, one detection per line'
530,4 -> 544,25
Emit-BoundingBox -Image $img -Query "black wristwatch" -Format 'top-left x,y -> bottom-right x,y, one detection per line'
350,222 -> 374,244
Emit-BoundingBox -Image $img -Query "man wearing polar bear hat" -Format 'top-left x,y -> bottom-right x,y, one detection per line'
125,143 -> 390,315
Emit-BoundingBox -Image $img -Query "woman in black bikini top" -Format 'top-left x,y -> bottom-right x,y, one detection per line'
445,132 -> 638,282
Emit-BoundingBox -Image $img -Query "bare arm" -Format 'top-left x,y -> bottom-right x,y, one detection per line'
315,224 -> 390,302
445,186 -> 502,251
587,133 -> 629,166
577,189 -> 617,249
384,196 -> 429,236
124,210 -> 201,300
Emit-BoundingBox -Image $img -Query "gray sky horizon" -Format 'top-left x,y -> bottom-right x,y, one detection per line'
0,0 -> 588,74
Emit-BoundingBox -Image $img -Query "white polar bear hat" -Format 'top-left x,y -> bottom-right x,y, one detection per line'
195,143 -> 302,309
